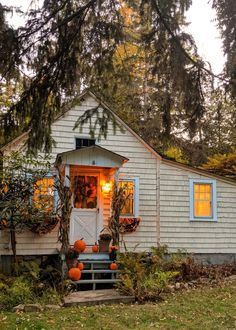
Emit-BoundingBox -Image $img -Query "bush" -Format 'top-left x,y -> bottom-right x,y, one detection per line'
116,247 -> 179,302
0,276 -> 33,310
0,260 -> 65,311
117,246 -> 236,302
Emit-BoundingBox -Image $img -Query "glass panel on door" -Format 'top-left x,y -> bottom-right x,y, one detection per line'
72,175 -> 97,209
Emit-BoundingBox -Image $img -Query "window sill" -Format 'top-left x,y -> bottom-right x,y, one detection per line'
189,218 -> 217,222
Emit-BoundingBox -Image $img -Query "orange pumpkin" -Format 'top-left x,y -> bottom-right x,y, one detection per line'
109,245 -> 118,252
110,262 -> 118,270
92,242 -> 99,253
74,238 -> 86,253
68,267 -> 81,281
77,262 -> 84,271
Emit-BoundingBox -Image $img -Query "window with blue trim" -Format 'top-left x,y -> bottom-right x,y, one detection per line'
119,178 -> 139,217
33,177 -> 56,212
189,179 -> 217,221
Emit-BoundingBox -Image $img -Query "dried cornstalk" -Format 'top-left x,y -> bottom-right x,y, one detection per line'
55,165 -> 72,254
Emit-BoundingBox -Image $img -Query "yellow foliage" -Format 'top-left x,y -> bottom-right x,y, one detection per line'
164,146 -> 188,164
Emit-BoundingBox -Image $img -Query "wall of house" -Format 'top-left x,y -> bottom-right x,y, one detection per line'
0,226 -> 60,256
159,161 -> 236,256
1,94 -> 161,254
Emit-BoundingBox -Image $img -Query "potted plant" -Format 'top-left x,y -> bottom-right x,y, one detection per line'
98,227 -> 112,252
65,248 -> 79,269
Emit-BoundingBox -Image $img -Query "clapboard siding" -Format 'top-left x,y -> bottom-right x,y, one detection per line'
1,93 -> 160,255
160,162 -> 236,253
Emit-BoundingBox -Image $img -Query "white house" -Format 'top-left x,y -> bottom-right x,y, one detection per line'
1,90 -> 236,265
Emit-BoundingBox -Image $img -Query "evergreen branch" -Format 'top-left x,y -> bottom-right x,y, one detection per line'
151,0 -> 228,83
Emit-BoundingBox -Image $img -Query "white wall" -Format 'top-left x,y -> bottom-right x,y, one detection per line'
160,161 -> 236,254
1,94 -> 160,254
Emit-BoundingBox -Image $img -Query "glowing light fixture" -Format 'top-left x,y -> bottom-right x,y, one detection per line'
101,182 -> 112,194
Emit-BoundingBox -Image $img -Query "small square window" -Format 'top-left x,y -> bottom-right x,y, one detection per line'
75,138 -> 95,150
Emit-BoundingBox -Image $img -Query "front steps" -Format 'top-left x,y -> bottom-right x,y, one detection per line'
75,252 -> 120,290
63,289 -> 135,307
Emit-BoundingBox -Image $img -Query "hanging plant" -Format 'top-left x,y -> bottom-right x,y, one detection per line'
29,214 -> 60,235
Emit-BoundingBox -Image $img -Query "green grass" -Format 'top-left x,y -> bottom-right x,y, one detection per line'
1,281 -> 236,330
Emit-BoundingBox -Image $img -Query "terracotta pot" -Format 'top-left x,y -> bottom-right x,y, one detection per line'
98,239 -> 111,252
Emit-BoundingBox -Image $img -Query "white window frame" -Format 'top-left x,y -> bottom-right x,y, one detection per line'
119,177 -> 139,217
189,179 -> 217,221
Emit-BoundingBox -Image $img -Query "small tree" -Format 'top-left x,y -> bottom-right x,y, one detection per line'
0,152 -> 54,266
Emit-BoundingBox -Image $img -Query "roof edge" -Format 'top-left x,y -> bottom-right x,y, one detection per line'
162,158 -> 236,186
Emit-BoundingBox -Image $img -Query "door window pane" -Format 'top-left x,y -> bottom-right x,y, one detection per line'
73,175 -> 97,209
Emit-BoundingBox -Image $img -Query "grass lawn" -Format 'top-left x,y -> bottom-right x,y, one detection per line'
1,281 -> 236,330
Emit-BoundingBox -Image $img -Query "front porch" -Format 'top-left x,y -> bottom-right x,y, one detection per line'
56,145 -> 129,247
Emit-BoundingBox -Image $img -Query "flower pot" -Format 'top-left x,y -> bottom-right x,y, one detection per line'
98,239 -> 111,252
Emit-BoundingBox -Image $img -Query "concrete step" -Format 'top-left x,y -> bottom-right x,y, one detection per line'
63,289 -> 135,307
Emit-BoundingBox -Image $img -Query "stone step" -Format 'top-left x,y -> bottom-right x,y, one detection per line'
63,289 -> 135,307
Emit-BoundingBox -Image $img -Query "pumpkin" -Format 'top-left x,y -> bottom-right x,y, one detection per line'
68,267 -> 81,281
77,262 -> 84,271
109,245 -> 118,252
92,242 -> 99,253
110,262 -> 118,270
74,238 -> 86,253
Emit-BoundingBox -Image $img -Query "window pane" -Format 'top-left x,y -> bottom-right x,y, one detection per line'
73,175 -> 97,209
75,138 -> 95,150
33,178 -> 54,212
119,181 -> 134,215
194,183 -> 212,218
194,201 -> 212,217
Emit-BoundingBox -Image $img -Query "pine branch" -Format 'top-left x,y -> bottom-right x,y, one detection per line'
151,0 -> 228,83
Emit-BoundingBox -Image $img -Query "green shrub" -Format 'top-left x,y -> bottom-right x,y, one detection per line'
0,260 -> 64,311
116,247 -> 180,301
0,276 -> 33,310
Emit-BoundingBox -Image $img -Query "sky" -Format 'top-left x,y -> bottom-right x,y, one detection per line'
1,0 -> 225,75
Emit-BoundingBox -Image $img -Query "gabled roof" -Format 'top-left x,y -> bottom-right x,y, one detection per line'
1,89 -> 236,186
56,145 -> 128,168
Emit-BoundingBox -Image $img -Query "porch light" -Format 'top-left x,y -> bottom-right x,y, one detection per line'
101,182 -> 112,194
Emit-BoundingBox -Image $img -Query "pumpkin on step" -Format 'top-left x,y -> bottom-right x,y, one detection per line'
109,245 -> 118,252
110,262 -> 118,270
92,242 -> 99,253
68,267 -> 81,281
74,238 -> 86,253
77,262 -> 84,271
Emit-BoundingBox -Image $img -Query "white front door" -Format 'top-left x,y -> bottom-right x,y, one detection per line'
69,173 -> 100,246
